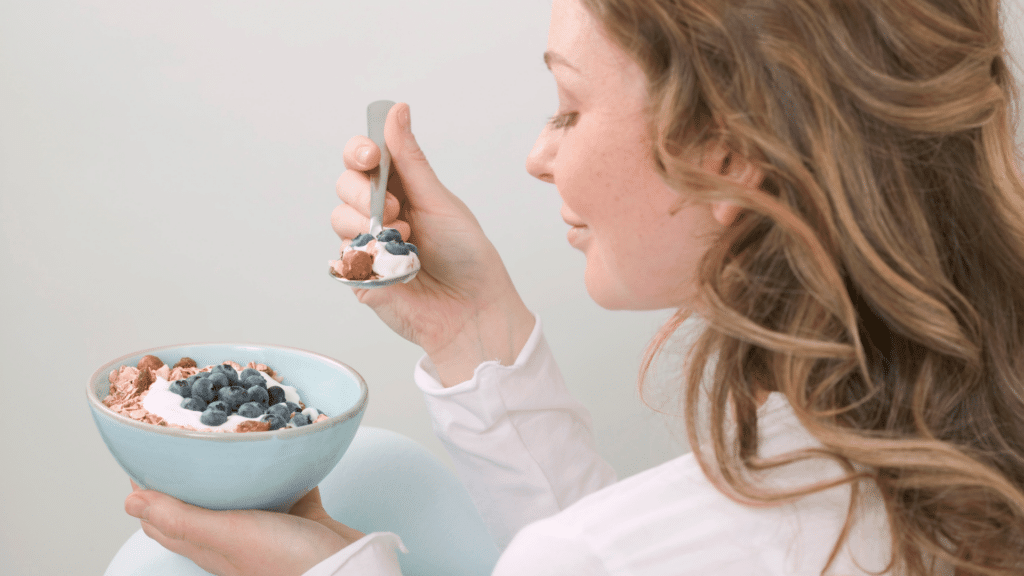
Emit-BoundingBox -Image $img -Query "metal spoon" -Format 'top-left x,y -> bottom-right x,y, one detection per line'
329,100 -> 420,288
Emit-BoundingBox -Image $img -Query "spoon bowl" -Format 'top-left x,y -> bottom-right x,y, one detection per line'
329,266 -> 418,288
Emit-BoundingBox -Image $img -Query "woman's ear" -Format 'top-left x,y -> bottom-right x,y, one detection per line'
706,147 -> 765,227
711,199 -> 746,227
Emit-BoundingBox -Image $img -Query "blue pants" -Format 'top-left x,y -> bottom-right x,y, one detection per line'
104,427 -> 501,576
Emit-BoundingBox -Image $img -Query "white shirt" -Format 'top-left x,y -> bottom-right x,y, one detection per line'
305,317 -> 949,576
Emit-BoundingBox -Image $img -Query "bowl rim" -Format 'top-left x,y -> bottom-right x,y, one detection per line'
86,342 -> 368,442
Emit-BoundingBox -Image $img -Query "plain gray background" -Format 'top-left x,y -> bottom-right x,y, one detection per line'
1,1 -> 1022,574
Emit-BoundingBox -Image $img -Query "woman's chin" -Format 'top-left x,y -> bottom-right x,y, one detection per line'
583,267 -> 634,310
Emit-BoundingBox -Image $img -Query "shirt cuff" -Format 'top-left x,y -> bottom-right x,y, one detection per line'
414,313 -> 545,395
302,532 -> 407,576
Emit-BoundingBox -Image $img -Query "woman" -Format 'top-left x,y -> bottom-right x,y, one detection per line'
124,0 -> 1024,574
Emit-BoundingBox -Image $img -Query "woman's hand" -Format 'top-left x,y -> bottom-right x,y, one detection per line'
125,483 -> 363,576
332,103 -> 535,386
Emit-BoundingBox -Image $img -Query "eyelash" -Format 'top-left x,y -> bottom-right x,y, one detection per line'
547,112 -> 579,130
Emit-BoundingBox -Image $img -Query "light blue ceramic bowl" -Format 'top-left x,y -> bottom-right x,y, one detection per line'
87,343 -> 368,512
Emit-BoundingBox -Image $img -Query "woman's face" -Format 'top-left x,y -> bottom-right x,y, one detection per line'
526,0 -> 731,311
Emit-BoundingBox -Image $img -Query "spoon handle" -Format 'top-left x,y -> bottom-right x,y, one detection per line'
367,100 -> 395,237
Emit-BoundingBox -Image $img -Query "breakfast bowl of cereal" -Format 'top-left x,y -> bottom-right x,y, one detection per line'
86,343 -> 368,512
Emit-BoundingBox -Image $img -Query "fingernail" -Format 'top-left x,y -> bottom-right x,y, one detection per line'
401,105 -> 411,132
125,494 -> 150,521
357,146 -> 372,165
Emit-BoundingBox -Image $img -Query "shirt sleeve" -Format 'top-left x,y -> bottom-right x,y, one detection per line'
301,532 -> 407,576
414,315 -> 618,549
492,531 -> 610,576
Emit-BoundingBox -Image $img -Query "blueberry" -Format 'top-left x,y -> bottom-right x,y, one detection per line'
267,403 -> 292,420
207,400 -> 230,414
219,386 -> 247,411
383,240 -> 410,255
263,414 -> 287,430
192,378 -> 216,403
180,397 -> 207,412
207,372 -> 229,391
212,364 -> 239,385
239,367 -> 260,379
238,402 -> 266,418
268,386 -> 286,406
290,412 -> 311,427
186,373 -> 203,384
246,385 -> 269,405
351,233 -> 375,247
405,243 -> 418,255
200,409 -> 228,426
242,374 -> 266,389
168,379 -> 192,397
285,401 -> 301,415
376,228 -> 402,243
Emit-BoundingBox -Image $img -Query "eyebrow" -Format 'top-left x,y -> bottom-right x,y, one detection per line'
543,50 -> 579,72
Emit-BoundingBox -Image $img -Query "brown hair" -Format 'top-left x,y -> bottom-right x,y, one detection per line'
580,0 -> 1024,574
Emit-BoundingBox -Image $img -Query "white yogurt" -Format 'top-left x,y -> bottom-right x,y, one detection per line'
372,248 -> 419,277
142,369 -> 302,432
344,239 -> 419,279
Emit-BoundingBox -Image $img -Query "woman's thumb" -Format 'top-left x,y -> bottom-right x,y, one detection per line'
384,103 -> 440,197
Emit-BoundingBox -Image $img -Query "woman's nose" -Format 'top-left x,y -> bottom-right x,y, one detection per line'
525,126 -> 555,183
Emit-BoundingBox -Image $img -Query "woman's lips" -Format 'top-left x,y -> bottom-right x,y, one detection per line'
561,208 -> 588,248
566,224 -> 588,248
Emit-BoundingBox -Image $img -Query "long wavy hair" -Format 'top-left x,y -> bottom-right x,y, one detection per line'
580,0 -> 1024,574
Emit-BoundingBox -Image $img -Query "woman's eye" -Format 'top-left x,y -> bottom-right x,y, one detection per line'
547,112 -> 579,130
